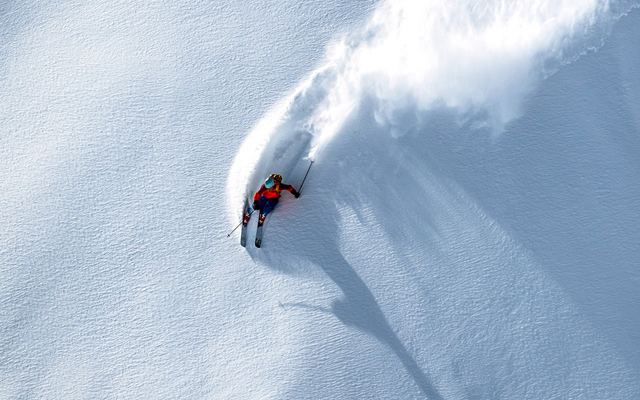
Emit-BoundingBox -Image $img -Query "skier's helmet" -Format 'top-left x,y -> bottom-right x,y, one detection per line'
264,177 -> 275,189
269,174 -> 283,183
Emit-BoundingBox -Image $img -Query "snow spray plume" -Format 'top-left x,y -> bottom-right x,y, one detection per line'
307,0 -> 638,158
228,0 -> 639,219
227,75 -> 319,218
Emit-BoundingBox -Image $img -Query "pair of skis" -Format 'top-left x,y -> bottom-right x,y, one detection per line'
240,208 -> 265,248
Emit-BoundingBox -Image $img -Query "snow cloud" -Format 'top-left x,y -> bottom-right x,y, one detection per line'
307,0 -> 632,156
228,0 -> 637,215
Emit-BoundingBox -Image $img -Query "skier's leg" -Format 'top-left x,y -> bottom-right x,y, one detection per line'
256,196 -> 269,213
262,198 -> 279,215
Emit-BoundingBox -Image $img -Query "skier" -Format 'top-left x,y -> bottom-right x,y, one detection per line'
244,174 -> 300,227
235,162 -> 312,248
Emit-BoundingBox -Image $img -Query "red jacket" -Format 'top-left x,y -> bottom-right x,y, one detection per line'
253,181 -> 296,201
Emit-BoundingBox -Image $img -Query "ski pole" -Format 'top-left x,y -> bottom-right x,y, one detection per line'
226,210 -> 253,237
227,221 -> 242,238
298,160 -> 314,194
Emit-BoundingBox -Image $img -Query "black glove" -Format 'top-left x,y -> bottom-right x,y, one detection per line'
253,200 -> 259,209
293,190 -> 300,198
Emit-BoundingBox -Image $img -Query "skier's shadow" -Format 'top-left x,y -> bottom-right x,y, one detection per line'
258,215 -> 442,400
249,95 -> 443,398
322,253 -> 442,400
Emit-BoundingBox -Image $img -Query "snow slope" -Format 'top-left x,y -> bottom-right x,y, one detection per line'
0,1 -> 373,398
2,0 -> 640,399
230,0 -> 640,398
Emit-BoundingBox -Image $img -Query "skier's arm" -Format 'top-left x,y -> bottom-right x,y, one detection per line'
253,185 -> 266,202
281,183 -> 300,198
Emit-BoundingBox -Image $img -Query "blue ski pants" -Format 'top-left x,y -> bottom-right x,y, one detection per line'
256,196 -> 279,215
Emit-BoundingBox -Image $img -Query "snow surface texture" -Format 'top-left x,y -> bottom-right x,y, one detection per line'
2,1 -> 640,400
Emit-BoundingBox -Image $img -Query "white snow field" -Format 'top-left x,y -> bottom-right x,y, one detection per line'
2,0 -> 639,399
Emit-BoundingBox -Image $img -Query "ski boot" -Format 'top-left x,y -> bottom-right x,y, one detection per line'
243,209 -> 252,227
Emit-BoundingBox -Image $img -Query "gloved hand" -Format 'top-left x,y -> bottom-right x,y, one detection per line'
293,190 -> 300,198
253,200 -> 259,209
